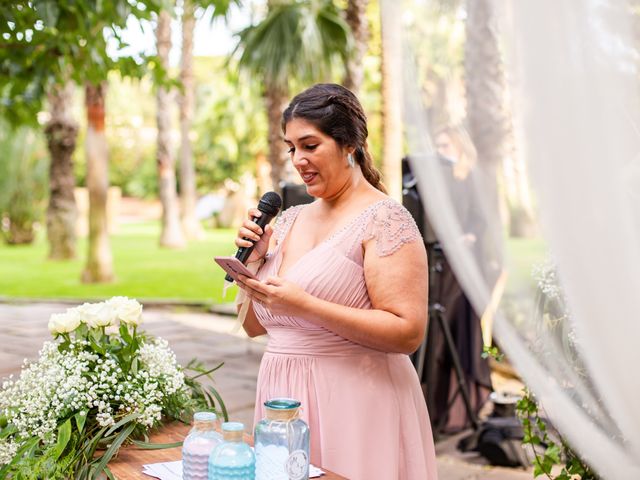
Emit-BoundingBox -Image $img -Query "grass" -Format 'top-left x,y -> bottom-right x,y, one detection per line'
0,220 -> 547,304
0,222 -> 239,304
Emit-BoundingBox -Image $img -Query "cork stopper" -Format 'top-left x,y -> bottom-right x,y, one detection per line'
193,411 -> 218,431
221,422 -> 244,442
264,398 -> 300,421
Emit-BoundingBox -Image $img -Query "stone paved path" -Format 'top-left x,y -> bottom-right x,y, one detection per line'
0,302 -> 533,480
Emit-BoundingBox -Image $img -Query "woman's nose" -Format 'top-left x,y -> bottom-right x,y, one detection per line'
292,151 -> 308,167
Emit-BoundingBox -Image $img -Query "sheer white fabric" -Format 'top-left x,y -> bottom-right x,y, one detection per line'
385,0 -> 640,478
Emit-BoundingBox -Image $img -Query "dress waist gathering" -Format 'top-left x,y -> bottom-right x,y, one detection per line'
265,325 -> 387,357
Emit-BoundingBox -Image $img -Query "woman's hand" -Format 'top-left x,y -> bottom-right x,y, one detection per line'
235,208 -> 274,264
236,275 -> 309,317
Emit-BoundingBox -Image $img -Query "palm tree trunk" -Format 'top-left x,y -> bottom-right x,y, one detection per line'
380,0 -> 403,201
45,82 -> 78,259
464,0 -> 507,281
264,82 -> 289,193
179,0 -> 203,240
344,0 -> 369,95
82,81 -> 114,283
157,9 -> 186,248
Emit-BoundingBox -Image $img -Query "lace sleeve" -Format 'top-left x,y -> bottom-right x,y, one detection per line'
273,205 -> 303,245
363,201 -> 422,257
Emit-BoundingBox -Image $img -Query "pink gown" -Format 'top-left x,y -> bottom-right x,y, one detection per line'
252,199 -> 438,480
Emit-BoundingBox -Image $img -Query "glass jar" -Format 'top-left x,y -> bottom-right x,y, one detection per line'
208,422 -> 255,480
254,398 -> 310,480
182,411 -> 223,480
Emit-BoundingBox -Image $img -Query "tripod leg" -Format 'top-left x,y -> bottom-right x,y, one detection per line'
434,303 -> 480,430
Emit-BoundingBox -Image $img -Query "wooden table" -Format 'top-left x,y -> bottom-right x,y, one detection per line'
108,422 -> 348,479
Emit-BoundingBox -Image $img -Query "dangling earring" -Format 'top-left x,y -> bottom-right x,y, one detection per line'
347,153 -> 355,168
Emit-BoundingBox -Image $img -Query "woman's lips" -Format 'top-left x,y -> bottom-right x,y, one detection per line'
301,172 -> 318,184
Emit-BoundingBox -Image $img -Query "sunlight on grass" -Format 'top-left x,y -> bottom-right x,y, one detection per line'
0,222 -> 239,303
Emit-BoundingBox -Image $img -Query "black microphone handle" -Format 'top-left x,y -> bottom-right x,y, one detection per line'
224,213 -> 274,282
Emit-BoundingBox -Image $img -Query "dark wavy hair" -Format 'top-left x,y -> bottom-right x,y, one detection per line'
282,83 -> 386,193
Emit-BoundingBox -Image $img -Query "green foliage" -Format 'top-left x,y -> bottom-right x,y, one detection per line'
516,388 -> 597,479
0,303 -> 226,478
235,0 -> 351,90
481,344 -> 504,362
0,0 -> 169,125
0,118 -> 48,244
193,58 -> 267,189
0,221 -> 238,302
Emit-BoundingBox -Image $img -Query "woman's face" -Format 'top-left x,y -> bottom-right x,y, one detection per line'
283,118 -> 351,198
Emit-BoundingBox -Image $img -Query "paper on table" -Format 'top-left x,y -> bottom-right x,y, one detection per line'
142,460 -> 325,479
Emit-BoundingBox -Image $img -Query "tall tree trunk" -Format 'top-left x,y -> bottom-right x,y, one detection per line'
179,0 -> 203,240
380,0 -> 403,201
503,114 -> 536,237
45,82 -> 78,259
343,0 -> 369,95
264,82 -> 289,193
157,10 -> 186,248
82,82 -> 114,283
464,0 -> 507,281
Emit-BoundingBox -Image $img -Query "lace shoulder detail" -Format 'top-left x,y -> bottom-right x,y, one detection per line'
273,205 -> 304,245
363,200 -> 421,257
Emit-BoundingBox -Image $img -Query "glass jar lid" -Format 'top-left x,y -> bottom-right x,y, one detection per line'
194,411 -> 218,422
222,422 -> 244,432
264,398 -> 301,410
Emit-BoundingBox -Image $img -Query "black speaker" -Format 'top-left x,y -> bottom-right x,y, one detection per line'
280,182 -> 314,210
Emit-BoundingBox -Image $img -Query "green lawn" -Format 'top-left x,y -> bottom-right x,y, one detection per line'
0,221 -> 546,304
0,222 -> 239,304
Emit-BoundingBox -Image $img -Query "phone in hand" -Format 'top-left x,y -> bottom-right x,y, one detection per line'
214,256 -> 258,283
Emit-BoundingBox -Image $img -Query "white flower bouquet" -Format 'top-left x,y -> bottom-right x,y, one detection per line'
0,297 -> 226,479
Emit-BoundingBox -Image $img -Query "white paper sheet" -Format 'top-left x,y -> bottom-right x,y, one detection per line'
142,460 -> 325,479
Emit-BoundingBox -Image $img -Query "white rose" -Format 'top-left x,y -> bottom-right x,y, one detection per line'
108,297 -> 143,326
77,302 -> 116,328
48,312 -> 81,335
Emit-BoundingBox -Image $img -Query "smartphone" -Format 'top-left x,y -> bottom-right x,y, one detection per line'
214,256 -> 258,283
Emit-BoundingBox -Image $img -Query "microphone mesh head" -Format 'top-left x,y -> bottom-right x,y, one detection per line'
258,191 -> 282,216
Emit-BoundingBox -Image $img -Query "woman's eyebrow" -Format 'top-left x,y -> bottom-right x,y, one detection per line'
284,134 -> 318,143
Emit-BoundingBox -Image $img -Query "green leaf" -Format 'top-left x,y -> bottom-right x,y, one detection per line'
105,411 -> 141,437
0,424 -> 17,439
74,410 -> 88,434
51,418 -> 72,459
131,439 -> 183,450
208,386 -> 228,422
92,422 -> 136,476
104,466 -> 116,480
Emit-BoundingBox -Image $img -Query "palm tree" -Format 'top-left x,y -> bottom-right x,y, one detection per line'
45,82 -> 78,259
179,0 -> 203,240
236,0 -> 350,192
179,0 -> 236,239
463,0 -> 507,277
82,82 -> 114,282
343,0 -> 368,95
157,9 -> 186,248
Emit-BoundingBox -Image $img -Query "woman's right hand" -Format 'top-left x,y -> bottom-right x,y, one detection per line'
235,208 -> 274,264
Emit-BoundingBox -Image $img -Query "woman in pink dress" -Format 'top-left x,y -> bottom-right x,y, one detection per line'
235,83 -> 438,479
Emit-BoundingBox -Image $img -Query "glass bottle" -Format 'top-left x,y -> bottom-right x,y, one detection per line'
182,411 -> 223,480
254,398 -> 310,480
208,422 -> 255,480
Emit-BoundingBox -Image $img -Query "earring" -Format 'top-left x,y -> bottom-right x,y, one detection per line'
347,153 -> 355,168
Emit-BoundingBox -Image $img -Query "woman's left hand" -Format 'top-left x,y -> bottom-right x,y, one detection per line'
237,275 -> 309,317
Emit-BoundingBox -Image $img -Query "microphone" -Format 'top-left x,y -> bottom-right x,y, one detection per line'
225,191 -> 282,282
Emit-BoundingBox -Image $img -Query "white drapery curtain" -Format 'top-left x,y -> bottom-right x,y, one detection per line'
383,0 -> 640,478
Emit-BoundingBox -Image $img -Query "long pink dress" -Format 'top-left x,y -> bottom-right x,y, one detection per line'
252,199 -> 438,480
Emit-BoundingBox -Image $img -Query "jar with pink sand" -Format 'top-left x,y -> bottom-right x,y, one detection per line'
182,412 -> 223,479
